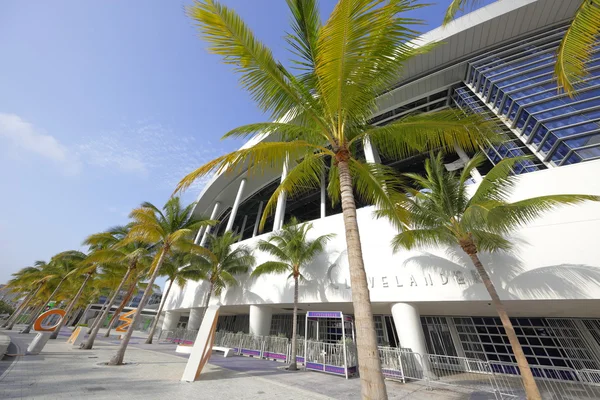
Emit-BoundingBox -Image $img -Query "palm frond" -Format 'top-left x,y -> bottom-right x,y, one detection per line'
186,0 -> 325,126
555,0 -> 600,95
469,156 -> 529,205
391,228 -> 456,252
175,140 -> 329,194
250,261 -> 291,278
443,0 -> 481,25
356,110 -> 498,161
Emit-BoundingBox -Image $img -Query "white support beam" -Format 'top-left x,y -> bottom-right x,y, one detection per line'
363,137 -> 382,164
454,144 -> 482,182
273,160 -> 288,231
320,167 -> 326,219
200,202 -> 221,247
237,215 -> 248,242
252,201 -> 264,238
226,178 -> 247,232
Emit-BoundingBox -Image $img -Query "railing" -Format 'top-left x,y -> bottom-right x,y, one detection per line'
304,340 -> 357,378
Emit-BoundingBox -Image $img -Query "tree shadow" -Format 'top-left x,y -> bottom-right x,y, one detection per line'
403,248 -> 600,300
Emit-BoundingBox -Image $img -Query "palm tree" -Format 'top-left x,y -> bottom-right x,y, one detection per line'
21,251 -> 82,334
192,232 -> 254,327
4,262 -> 50,330
251,217 -> 333,371
107,197 -> 213,365
444,0 -> 600,95
49,251 -> 90,339
81,225 -> 152,350
145,251 -> 208,344
178,2 -> 495,396
380,153 -> 599,400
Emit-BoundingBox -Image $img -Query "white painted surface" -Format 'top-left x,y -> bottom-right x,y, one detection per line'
391,303 -> 428,354
249,305 -> 272,336
26,332 -> 51,355
187,308 -> 203,331
161,311 -> 180,331
181,305 -> 220,382
165,160 -> 600,315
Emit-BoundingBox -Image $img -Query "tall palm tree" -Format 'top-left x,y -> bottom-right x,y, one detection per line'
107,197 -> 213,365
178,2 -> 494,396
145,251 -> 208,344
444,0 -> 600,95
81,225 -> 152,350
380,153 -> 599,400
49,251 -> 90,339
193,232 -> 255,327
251,217 -> 333,371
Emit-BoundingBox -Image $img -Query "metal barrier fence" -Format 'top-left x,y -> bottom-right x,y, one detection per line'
304,339 -> 357,378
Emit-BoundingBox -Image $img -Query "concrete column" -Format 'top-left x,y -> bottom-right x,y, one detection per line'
249,305 -> 272,337
390,303 -> 427,354
226,178 -> 247,232
363,137 -> 381,164
194,227 -> 205,244
200,202 -> 221,246
237,215 -> 248,242
187,308 -> 204,331
273,160 -> 288,231
454,144 -> 482,182
161,311 -> 181,331
252,201 -> 264,238
320,167 -> 326,219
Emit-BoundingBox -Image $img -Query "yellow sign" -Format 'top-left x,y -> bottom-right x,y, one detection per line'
33,309 -> 66,332
116,309 -> 137,332
67,327 -> 82,344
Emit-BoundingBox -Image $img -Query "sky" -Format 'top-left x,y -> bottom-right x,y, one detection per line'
0,0 -> 494,286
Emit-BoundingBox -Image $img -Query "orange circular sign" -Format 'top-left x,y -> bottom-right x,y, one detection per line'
33,309 -> 66,332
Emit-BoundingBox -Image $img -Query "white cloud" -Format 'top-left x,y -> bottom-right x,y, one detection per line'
0,113 -> 80,174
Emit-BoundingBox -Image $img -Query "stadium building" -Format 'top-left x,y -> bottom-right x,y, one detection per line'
161,0 -> 600,374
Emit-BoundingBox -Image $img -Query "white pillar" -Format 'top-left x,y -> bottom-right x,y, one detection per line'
249,305 -> 272,337
252,201 -> 264,238
390,303 -> 427,354
320,167 -> 326,219
226,178 -> 247,232
161,311 -> 180,331
200,202 -> 221,247
194,227 -> 205,244
454,144 -> 482,182
273,159 -> 288,231
237,215 -> 248,242
391,303 -> 435,379
364,137 -> 381,164
187,308 -> 204,331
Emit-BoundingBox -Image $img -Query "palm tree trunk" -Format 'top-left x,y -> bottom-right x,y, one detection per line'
82,267 -> 133,350
87,294 -> 110,334
196,281 -> 213,328
3,291 -> 32,327
50,273 -> 93,340
108,249 -> 167,365
104,280 -> 137,338
463,245 -> 542,400
337,159 -> 388,400
145,278 -> 174,344
6,284 -> 43,330
288,275 -> 299,371
68,307 -> 82,326
21,303 -> 46,334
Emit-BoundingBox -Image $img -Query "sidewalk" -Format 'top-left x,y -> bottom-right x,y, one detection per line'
0,327 -> 468,399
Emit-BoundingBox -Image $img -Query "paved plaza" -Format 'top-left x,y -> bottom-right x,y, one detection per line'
0,327 -> 478,399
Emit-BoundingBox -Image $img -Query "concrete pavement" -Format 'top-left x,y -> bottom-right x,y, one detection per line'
0,327 -> 470,399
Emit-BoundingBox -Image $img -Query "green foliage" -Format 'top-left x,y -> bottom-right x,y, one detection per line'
251,217 -> 334,281
0,300 -> 14,315
380,153 -> 599,254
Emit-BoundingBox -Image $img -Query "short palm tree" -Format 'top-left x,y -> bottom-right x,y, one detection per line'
178,2 -> 494,396
251,217 -> 333,371
107,197 -> 213,365
444,0 -> 600,95
380,153 -> 599,400
49,250 -> 91,339
3,262 -> 51,330
194,232 -> 255,325
81,225 -> 152,350
145,251 -> 208,344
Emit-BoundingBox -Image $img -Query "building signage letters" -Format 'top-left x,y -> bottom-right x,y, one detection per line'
368,270 -> 481,289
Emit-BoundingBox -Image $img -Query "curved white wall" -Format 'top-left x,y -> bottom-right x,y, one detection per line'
164,160 -> 600,312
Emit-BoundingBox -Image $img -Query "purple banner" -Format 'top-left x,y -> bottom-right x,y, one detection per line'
307,311 -> 342,319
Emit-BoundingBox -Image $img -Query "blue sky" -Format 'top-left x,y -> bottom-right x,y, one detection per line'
0,0 -> 492,285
